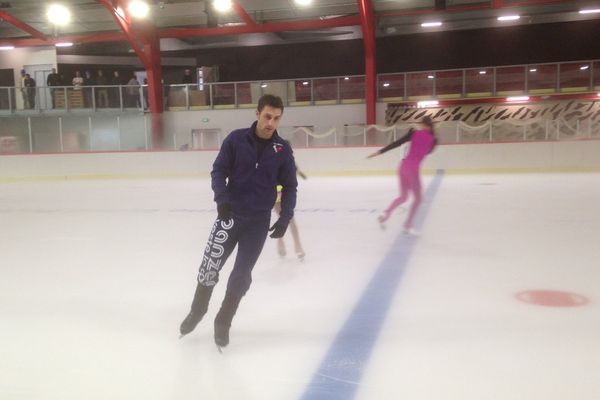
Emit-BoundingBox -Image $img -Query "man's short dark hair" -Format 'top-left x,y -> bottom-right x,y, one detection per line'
257,94 -> 284,113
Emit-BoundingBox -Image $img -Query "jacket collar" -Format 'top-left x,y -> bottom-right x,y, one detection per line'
247,121 -> 280,143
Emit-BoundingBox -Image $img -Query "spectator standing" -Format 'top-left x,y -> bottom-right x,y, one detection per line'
46,68 -> 62,109
182,68 -> 194,84
126,74 -> 141,108
24,74 -> 36,109
72,71 -> 83,89
20,69 -> 29,109
110,70 -> 122,107
143,78 -> 149,110
96,70 -> 109,108
83,70 -> 95,108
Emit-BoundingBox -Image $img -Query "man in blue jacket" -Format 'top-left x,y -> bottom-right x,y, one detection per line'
180,94 -> 298,349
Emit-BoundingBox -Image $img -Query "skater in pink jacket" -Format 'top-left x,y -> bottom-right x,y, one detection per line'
367,116 -> 437,233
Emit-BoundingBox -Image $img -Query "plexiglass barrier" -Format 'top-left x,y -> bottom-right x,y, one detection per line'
0,116 -> 598,154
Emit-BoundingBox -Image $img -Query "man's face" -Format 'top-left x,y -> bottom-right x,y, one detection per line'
255,105 -> 283,139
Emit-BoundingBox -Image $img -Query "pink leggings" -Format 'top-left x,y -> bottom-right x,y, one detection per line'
384,163 -> 422,229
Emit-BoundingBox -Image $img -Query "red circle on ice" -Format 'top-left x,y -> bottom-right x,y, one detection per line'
516,290 -> 589,307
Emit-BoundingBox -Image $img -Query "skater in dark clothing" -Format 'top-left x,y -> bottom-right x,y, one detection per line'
180,94 -> 298,349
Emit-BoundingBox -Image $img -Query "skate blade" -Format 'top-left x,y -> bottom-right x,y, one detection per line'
296,252 -> 305,261
216,345 -> 223,353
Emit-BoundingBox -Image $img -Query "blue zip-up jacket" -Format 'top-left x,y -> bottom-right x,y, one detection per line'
211,121 -> 298,224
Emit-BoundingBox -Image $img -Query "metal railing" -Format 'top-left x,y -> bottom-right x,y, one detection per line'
1,59 -> 598,114
0,84 -> 146,113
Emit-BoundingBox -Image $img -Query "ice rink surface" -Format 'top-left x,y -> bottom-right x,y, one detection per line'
1,172 -> 599,400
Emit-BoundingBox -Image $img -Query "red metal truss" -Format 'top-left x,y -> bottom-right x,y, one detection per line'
96,0 -> 150,66
0,10 -> 47,41
358,0 -> 377,125
232,1 -> 257,26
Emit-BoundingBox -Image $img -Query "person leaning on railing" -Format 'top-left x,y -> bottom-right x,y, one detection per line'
72,71 -> 83,90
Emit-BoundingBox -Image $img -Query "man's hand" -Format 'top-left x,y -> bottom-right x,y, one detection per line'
217,203 -> 232,221
269,218 -> 288,238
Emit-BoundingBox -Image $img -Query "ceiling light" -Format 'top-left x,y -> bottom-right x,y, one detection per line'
579,8 -> 600,14
213,0 -> 232,12
427,75 -> 434,79
55,42 -> 73,47
344,77 -> 350,80
580,65 -> 589,70
417,100 -> 439,108
295,0 -> 312,5
382,82 -> 390,87
529,68 -> 537,72
128,1 -> 149,18
219,22 -> 245,27
260,84 -> 268,88
498,15 -> 520,21
47,4 -> 71,26
479,70 -> 486,74
506,96 -> 529,102
421,21 -> 442,27
0,46 -> 15,50
302,81 -> 309,85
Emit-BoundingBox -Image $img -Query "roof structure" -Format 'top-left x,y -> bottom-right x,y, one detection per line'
0,0 -> 597,54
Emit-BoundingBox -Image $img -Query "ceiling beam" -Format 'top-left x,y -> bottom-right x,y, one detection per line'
96,0 -> 150,66
380,0 -> 576,17
0,10 -> 47,40
160,15 -> 361,38
1,31 -> 127,47
232,1 -> 257,26
1,15 -> 361,47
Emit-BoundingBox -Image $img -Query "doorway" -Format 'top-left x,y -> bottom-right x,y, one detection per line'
24,64 -> 54,110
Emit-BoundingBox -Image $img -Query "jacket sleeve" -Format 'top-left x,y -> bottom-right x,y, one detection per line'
277,147 -> 298,224
378,128 -> 414,155
211,134 -> 234,205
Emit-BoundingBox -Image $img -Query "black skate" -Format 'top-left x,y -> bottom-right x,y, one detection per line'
179,311 -> 204,338
213,291 -> 243,352
214,321 -> 230,352
179,283 -> 213,338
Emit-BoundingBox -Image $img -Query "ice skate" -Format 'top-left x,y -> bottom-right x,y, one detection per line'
377,213 -> 389,231
179,284 -> 213,338
402,226 -> 419,236
214,321 -> 230,351
277,239 -> 286,258
179,311 -> 204,338
294,243 -> 305,261
214,291 -> 242,351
